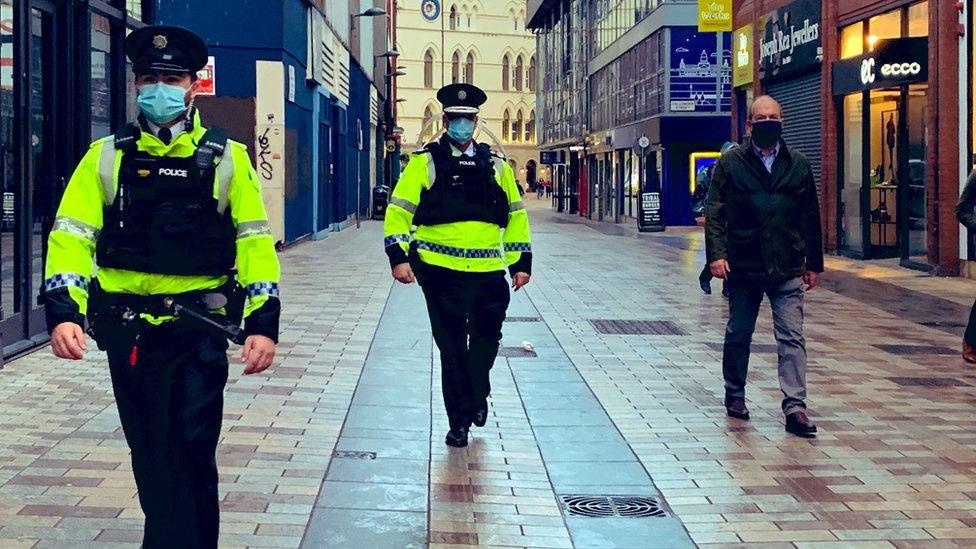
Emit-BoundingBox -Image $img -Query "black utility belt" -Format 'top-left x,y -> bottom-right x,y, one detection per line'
88,285 -> 247,348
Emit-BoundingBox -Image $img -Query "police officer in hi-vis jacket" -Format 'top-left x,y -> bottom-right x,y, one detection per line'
43,26 -> 280,547
383,83 -> 533,448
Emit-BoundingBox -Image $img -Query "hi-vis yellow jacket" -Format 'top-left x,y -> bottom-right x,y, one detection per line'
43,112 -> 281,340
383,140 -> 532,275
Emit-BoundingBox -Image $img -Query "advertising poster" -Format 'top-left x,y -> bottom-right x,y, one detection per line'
669,27 -> 730,113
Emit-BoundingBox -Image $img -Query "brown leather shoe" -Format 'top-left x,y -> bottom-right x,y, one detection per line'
785,410 -> 818,438
963,341 -> 976,364
725,397 -> 750,421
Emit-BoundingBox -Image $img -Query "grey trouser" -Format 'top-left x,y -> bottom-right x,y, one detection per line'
723,276 -> 807,414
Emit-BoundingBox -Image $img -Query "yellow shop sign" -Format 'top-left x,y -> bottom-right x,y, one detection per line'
699,0 -> 733,32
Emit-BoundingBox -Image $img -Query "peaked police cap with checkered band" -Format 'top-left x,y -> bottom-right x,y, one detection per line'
125,25 -> 208,74
437,83 -> 487,115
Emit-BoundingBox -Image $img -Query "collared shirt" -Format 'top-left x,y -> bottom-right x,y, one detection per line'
450,141 -> 476,157
147,119 -> 185,142
753,141 -> 780,173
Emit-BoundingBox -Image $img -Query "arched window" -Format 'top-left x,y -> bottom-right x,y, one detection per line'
515,55 -> 524,91
502,54 -> 511,91
464,52 -> 474,83
449,5 -> 458,30
528,56 -> 537,92
526,110 -> 535,143
514,110 -> 523,142
423,49 -> 434,88
502,110 -> 511,143
422,106 -> 435,141
451,51 -> 460,84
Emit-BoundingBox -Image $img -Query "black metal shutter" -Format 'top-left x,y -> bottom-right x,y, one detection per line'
765,71 -> 823,192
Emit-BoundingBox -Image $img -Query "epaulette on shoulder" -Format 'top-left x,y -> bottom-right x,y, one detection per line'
489,149 -> 506,160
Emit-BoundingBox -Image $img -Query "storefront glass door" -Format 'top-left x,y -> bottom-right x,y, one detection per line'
904,84 -> 928,263
839,85 -> 929,263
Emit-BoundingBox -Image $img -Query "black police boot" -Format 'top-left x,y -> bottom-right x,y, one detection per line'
472,402 -> 489,428
445,426 -> 469,448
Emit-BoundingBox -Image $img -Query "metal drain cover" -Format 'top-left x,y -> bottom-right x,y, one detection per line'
874,344 -> 956,356
560,495 -> 668,518
506,317 -> 542,322
331,450 -> 376,460
498,346 -> 537,357
589,320 -> 687,336
888,377 -> 970,388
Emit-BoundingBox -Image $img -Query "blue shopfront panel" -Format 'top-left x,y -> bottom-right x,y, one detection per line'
660,116 -> 731,226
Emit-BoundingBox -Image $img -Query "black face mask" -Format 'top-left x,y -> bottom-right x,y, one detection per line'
751,120 -> 783,149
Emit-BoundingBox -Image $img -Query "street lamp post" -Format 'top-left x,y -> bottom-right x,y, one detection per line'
349,7 -> 387,228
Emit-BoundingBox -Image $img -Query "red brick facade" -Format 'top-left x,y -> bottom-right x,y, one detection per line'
732,0 -> 962,274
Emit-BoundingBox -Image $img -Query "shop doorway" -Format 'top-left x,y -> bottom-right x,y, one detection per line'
839,84 -> 928,264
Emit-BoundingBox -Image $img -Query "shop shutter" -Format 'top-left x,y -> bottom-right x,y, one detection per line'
765,71 -> 823,193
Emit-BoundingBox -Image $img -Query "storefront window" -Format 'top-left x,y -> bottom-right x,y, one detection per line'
1,0 -> 15,319
91,14 -> 112,139
841,94 -> 863,251
839,22 -> 863,59
126,0 -> 143,21
907,2 -> 928,38
868,88 -> 900,249
867,10 -> 901,51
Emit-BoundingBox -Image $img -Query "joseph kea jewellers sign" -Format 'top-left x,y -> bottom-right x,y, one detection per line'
758,0 -> 822,80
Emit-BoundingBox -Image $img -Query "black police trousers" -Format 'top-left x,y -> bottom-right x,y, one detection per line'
103,323 -> 229,549
413,259 -> 511,430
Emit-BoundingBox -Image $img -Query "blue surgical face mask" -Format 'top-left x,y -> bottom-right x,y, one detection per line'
137,82 -> 189,124
446,117 -> 476,143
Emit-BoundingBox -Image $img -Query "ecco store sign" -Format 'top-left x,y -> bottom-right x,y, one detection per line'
859,59 -> 922,85
832,37 -> 928,96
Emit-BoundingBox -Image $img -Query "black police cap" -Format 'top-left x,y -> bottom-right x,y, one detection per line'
125,25 -> 208,74
437,83 -> 487,115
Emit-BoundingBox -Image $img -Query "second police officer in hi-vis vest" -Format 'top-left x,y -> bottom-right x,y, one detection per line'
384,83 -> 533,448
43,26 -> 280,547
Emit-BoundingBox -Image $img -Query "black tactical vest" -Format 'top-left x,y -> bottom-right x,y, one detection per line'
96,125 -> 237,276
412,137 -> 510,228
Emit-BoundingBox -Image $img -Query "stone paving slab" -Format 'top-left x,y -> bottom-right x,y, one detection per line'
5,199 -> 976,547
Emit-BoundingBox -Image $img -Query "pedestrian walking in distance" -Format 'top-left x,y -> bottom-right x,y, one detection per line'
705,95 -> 824,439
955,169 -> 976,363
44,26 -> 281,547
383,83 -> 533,448
695,141 -> 738,296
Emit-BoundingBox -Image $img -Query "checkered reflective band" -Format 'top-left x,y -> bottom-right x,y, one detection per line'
504,243 -> 532,252
45,273 -> 90,292
416,240 -> 503,259
247,281 -> 279,298
384,234 -> 412,247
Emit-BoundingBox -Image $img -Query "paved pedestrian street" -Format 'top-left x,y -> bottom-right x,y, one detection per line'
2,199 -> 976,548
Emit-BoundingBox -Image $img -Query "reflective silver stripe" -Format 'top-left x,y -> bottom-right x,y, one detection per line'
237,220 -> 272,239
52,215 -> 100,242
426,154 -> 437,189
509,201 -> 525,211
45,273 -> 90,292
415,240 -> 503,259
492,157 -> 505,181
389,197 -> 418,214
98,138 -> 118,205
216,148 -> 235,215
504,242 -> 532,253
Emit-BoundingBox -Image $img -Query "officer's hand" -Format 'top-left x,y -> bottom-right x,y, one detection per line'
241,335 -> 276,375
392,263 -> 416,284
512,272 -> 531,292
710,259 -> 731,280
51,322 -> 87,360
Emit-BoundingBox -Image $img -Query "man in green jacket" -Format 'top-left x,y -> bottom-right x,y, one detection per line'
705,95 -> 824,438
